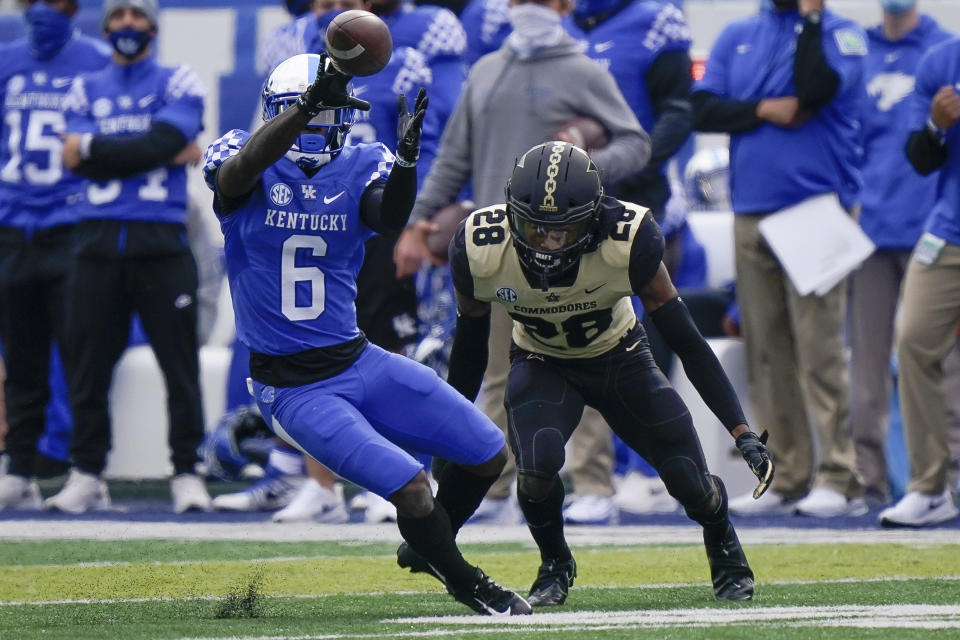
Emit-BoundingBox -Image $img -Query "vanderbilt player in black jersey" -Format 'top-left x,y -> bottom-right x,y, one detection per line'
397,141 -> 774,605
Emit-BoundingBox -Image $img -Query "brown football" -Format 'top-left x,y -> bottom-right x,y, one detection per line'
324,10 -> 393,77
426,201 -> 475,262
550,116 -> 609,151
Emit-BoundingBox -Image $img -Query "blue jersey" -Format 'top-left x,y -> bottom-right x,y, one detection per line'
564,1 -> 692,132
377,3 -> 467,132
696,7 -> 867,214
910,37 -> 960,247
0,34 -> 109,229
347,47 -> 438,186
860,15 -> 953,250
461,0 -> 511,66
203,130 -> 394,355
63,58 -> 205,225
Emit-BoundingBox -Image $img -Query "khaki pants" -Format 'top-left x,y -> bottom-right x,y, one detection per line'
734,214 -> 860,499
848,250 -> 911,500
895,242 -> 960,495
480,305 -> 614,499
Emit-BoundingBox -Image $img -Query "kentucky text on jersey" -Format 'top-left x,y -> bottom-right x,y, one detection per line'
264,209 -> 348,231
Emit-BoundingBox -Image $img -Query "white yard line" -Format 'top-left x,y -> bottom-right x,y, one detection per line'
0,520 -> 958,545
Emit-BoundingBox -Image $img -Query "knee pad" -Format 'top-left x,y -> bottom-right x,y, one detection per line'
518,473 -> 555,501
682,474 -> 728,527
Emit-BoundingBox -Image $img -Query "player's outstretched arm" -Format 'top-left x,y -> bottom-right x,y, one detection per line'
639,264 -> 774,497
218,54 -> 370,199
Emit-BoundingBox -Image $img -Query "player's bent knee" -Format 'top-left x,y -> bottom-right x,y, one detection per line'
391,470 -> 435,518
681,474 -> 728,526
659,455 -> 714,506
462,445 -> 507,477
518,473 -> 554,500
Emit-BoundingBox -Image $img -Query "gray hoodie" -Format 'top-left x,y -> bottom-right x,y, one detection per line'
410,34 -> 651,222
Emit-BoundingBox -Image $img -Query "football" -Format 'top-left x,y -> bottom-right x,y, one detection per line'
324,10 -> 393,77
426,201 -> 475,262
550,116 -> 609,151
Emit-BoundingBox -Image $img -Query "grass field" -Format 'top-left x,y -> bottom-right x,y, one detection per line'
1,533 -> 958,640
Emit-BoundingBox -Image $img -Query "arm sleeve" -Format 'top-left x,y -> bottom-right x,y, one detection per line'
650,297 -> 747,431
445,225 -> 489,402
906,46 -> 949,175
643,50 -> 693,171
71,122 -> 187,180
359,163 -> 419,234
691,90 -> 761,133
794,20 -> 840,110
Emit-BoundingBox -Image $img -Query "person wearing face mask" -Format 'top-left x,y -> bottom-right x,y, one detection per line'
388,0 -> 648,537
692,0 -> 868,518
0,0 -> 109,511
850,0 -> 953,509
42,0 -> 210,515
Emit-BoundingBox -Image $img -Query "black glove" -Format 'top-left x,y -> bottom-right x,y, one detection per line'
395,88 -> 428,167
735,430 -> 774,499
296,53 -> 370,117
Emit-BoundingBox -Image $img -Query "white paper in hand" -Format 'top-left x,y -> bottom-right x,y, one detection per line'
757,193 -> 875,297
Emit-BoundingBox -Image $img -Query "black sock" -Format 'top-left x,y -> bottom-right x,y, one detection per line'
518,478 -> 571,563
435,462 -> 498,535
396,502 -> 477,590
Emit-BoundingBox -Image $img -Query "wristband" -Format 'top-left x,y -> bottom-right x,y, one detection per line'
79,133 -> 94,160
926,118 -> 947,144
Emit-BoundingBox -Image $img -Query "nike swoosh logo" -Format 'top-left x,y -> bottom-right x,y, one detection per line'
595,41 -> 615,53
323,190 -> 346,204
585,283 -> 606,294
624,340 -> 642,352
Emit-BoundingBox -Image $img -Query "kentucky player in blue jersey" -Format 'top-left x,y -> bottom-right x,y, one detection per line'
43,0 -> 211,515
0,0 -> 109,512
203,52 -> 530,616
461,0 -> 511,66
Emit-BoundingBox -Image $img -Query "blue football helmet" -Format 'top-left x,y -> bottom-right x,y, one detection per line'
201,406 -> 275,481
262,53 -> 357,170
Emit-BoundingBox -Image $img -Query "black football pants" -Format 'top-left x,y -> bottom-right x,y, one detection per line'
504,324 -> 717,509
0,226 -> 73,478
66,252 -> 203,475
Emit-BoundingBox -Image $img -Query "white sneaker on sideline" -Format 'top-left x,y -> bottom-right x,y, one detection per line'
795,487 -> 868,517
272,480 -> 349,523
212,473 -> 306,511
879,489 -> 960,527
563,494 -> 619,525
363,491 -> 397,523
614,472 -> 679,514
43,469 -> 111,514
0,474 -> 42,510
467,495 -> 522,525
729,489 -> 797,516
170,473 -> 213,513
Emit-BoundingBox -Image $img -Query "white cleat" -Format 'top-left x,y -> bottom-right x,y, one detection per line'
879,489 -> 960,527
467,495 -> 523,525
362,491 -> 397,523
795,487 -> 868,518
212,473 -> 306,511
170,473 -> 213,513
614,472 -> 679,514
43,469 -> 111,514
0,474 -> 42,511
729,489 -> 798,516
563,494 -> 619,525
272,480 -> 349,523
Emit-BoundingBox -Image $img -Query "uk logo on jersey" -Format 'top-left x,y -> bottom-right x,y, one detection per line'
270,182 -> 293,206
301,184 -> 317,200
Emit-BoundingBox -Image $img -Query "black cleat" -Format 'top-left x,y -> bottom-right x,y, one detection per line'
527,557 -> 577,606
397,542 -> 447,587
452,568 -> 532,615
705,524 -> 754,601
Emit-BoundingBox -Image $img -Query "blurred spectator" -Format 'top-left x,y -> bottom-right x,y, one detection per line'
561,0 -> 694,521
852,0 -> 953,506
44,0 -> 211,515
461,0 -> 510,65
692,0 -> 867,517
882,35 -> 960,526
399,0 -> 650,525
259,0 -> 363,76
0,0 -> 109,511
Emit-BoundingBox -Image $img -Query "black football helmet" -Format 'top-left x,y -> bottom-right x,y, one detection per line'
506,141 -> 603,281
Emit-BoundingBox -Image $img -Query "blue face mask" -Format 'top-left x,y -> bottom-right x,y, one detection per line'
880,0 -> 916,15
25,2 -> 73,60
108,27 -> 152,59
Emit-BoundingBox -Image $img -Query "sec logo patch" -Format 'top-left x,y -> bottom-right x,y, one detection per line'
270,182 -> 293,206
496,287 -> 518,303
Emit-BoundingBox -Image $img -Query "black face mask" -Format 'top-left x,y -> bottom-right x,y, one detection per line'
771,0 -> 798,10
